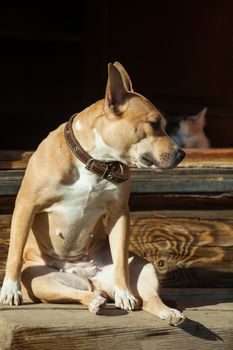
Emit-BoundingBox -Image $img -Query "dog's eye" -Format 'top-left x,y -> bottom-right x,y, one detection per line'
151,119 -> 161,130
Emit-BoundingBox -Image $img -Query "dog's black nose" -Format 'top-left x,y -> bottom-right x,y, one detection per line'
177,149 -> 185,161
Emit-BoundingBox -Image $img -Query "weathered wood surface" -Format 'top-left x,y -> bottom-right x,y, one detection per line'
0,215 -> 10,284
1,168 -> 233,196
129,193 -> 233,211
1,149 -> 233,196
129,211 -> 233,287
0,170 -> 24,196
1,149 -> 233,169
0,196 -> 15,214
1,149 -> 233,287
1,192 -> 233,218
183,148 -> 233,168
1,212 -> 233,287
1,193 -> 233,214
0,150 -> 33,169
131,168 -> 233,193
0,140 -> 233,348
0,292 -> 233,350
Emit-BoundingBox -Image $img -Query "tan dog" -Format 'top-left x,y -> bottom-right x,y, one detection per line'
0,62 -> 185,326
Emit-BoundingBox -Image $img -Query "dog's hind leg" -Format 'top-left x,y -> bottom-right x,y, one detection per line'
21,265 -> 107,314
94,255 -> 184,325
129,257 -> 185,326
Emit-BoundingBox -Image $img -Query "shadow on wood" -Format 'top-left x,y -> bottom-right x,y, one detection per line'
179,318 -> 223,341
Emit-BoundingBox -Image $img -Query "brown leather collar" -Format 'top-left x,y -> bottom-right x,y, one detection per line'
64,114 -> 129,184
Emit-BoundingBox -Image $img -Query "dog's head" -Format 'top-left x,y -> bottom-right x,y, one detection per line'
99,62 -> 185,170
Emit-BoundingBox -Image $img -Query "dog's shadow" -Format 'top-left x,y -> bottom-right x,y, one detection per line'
178,317 -> 223,341
100,307 -> 129,317
102,305 -> 223,341
101,308 -> 222,342
100,304 -> 222,341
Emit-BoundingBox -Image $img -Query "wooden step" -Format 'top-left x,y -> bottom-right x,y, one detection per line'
1,150 -> 233,348
1,149 -> 233,287
1,213 -> 233,288
1,148 -> 233,169
0,289 -> 233,350
1,149 -> 233,196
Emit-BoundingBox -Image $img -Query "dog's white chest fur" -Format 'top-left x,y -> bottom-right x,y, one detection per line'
44,161 -> 122,257
42,127 -> 126,258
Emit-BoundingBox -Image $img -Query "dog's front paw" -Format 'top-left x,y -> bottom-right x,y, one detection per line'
114,286 -> 138,311
89,294 -> 107,315
0,277 -> 23,306
159,307 -> 185,326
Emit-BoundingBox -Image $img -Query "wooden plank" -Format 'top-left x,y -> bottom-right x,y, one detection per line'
1,168 -> 233,195
0,298 -> 233,350
131,167 -> 233,179
129,193 -> 233,211
1,192 -> 232,215
0,150 -> 33,169
0,149 -> 233,196
129,211 -> 233,287
0,170 -> 24,195
1,213 -> 233,287
0,215 -> 10,284
131,209 -> 233,219
131,175 -> 233,193
0,196 -> 15,214
182,148 -> 233,168
161,288 -> 233,308
0,149 -> 233,169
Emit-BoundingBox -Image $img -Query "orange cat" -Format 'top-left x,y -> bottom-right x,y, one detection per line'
165,108 -> 210,148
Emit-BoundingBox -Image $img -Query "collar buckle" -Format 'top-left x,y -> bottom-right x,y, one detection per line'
102,162 -> 114,179
85,158 -> 95,171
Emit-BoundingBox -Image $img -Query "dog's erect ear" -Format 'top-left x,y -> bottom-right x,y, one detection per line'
104,63 -> 128,116
113,62 -> 133,91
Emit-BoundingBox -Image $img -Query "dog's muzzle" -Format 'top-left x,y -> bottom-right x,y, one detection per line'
141,148 -> 185,170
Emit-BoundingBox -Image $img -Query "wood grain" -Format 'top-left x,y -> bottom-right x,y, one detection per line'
129,211 -> 233,287
0,299 -> 233,350
0,150 -> 33,169
2,168 -> 233,196
129,193 -> 233,211
1,192 -> 232,215
1,149 -> 233,287
183,148 -> 233,168
0,170 -> 24,195
0,215 -> 10,284
1,149 -> 233,169
1,149 -> 233,197
1,213 -> 233,287
0,196 -> 15,214
131,167 -> 233,193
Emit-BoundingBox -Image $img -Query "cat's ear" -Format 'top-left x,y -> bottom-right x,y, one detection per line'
191,107 -> 207,127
